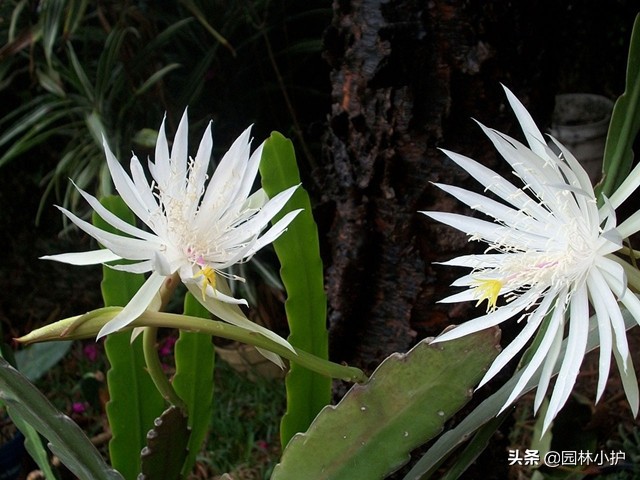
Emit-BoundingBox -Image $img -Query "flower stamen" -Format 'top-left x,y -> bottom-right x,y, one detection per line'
472,278 -> 503,312
196,265 -> 217,300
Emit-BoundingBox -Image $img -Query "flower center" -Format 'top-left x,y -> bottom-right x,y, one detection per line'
472,279 -> 503,312
474,215 -> 598,305
195,265 -> 217,300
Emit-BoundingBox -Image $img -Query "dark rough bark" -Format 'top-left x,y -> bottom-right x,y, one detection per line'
319,0 -> 637,371
320,0 -> 502,370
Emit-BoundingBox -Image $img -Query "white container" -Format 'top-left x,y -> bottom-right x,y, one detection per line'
549,93 -> 614,183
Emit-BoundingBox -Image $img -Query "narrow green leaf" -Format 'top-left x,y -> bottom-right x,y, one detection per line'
139,406 -> 190,480
0,326 -> 57,479
94,196 -> 166,480
36,67 -> 66,97
179,0 -> 236,55
41,0 -> 66,67
134,63 -> 182,97
598,13 -> 640,197
96,27 -> 131,98
0,97 -> 71,149
62,0 -> 89,37
437,413 -> 508,480
271,328 -> 501,480
260,132 -> 331,447
172,292 -> 215,478
66,43 -> 95,103
85,110 -> 107,149
11,413 -> 58,480
8,0 -> 29,41
0,357 -> 123,479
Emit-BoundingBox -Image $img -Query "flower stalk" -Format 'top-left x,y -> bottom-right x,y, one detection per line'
17,309 -> 368,384
142,326 -> 187,409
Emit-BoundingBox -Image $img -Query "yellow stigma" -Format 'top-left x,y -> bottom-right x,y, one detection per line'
196,265 -> 217,300
472,278 -> 503,312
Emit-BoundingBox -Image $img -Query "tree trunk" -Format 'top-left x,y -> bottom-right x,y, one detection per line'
318,0 -> 634,370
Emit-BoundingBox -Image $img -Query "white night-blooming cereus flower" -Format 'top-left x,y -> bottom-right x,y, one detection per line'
422,85 -> 640,433
42,110 -> 301,352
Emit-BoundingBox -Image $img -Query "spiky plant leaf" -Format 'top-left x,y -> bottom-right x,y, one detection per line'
271,328 -> 500,480
94,196 -> 166,480
259,132 -> 331,447
139,406 -> 190,480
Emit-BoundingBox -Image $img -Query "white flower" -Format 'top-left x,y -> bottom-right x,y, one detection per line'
422,86 -> 640,433
43,110 -> 300,348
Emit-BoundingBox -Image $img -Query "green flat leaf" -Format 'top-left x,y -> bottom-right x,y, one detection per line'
94,196 -> 166,480
260,132 -> 331,447
598,13 -> 640,197
404,310 -> 639,479
134,63 -> 182,97
11,413 -> 58,479
14,341 -> 72,382
271,328 -> 501,480
96,27 -> 130,98
172,292 -> 215,478
41,0 -> 65,67
139,406 -> 190,480
0,357 -> 123,479
0,326 -> 57,479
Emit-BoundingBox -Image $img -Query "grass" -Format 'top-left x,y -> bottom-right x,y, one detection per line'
198,357 -> 286,479
21,336 -> 287,479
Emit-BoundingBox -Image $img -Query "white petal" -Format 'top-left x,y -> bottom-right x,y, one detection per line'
255,346 -> 285,369
129,155 -> 161,220
103,138 -> 156,230
422,211 -> 550,249
234,140 -> 263,206
548,137 -> 595,197
502,85 -> 547,158
614,347 -> 639,416
616,209 -> 640,239
586,272 -> 614,401
477,293 -> 555,389
151,114 -> 170,188
498,296 -> 564,411
41,249 -> 122,265
169,108 -> 189,192
97,271 -> 166,338
227,185 -> 299,242
432,182 -> 541,232
433,293 -> 533,343
591,266 -> 629,367
73,180 -> 160,242
206,285 -> 248,305
596,256 -> 627,296
185,122 -> 213,219
438,289 -> 479,304
196,126 -> 253,228
106,260 -> 154,274
439,149 -> 550,220
533,311 -> 565,412
619,288 -> 640,326
246,209 -> 303,256
542,285 -> 589,434
184,281 -> 294,353
437,253 -> 506,269
55,205 -> 160,260
608,159 -> 640,209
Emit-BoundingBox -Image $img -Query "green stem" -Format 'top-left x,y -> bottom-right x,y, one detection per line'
600,73 -> 640,198
18,310 -> 368,383
142,326 -> 186,410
